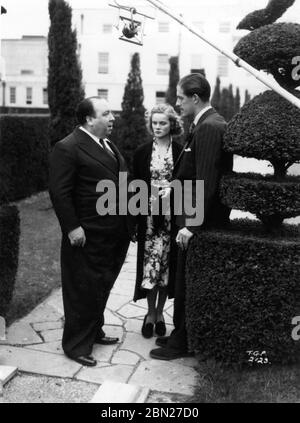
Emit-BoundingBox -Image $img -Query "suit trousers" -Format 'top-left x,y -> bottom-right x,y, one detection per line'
167,248 -> 189,352
61,231 -> 129,357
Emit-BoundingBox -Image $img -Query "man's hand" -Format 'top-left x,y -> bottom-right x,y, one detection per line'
68,226 -> 86,247
176,227 -> 194,250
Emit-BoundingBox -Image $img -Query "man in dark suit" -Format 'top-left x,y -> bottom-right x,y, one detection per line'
49,97 -> 131,366
150,73 -> 233,360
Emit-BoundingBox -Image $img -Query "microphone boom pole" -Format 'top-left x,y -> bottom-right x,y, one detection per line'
145,0 -> 300,109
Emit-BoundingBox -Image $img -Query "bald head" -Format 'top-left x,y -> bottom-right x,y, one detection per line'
76,97 -> 115,138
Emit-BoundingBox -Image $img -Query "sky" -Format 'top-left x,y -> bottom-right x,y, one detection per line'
0,0 -> 279,39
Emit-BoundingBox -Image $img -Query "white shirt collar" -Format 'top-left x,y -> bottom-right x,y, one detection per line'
79,126 -> 114,153
193,105 -> 213,126
79,126 -> 100,145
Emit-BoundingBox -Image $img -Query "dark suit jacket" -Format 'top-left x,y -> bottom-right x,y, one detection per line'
49,126 -> 132,237
173,108 -> 233,232
132,140 -> 183,301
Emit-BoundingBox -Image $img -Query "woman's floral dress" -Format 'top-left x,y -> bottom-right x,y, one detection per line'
141,139 -> 174,291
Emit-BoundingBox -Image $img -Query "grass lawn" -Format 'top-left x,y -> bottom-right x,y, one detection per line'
190,359 -> 300,403
6,192 -> 61,325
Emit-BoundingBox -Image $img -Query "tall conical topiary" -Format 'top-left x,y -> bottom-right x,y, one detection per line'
48,0 -> 84,146
234,87 -> 241,114
166,56 -> 180,108
116,53 -> 148,170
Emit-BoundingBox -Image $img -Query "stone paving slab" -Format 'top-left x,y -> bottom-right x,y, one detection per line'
0,366 -> 18,385
76,364 -> 135,385
112,350 -> 141,365
40,329 -> 64,343
117,304 -> 147,319
121,332 -> 157,360
22,303 -> 63,324
129,360 -> 198,396
32,321 -> 63,332
0,346 -> 81,378
1,322 -> 43,346
104,310 -> 124,326
90,381 -> 149,403
24,341 -> 63,355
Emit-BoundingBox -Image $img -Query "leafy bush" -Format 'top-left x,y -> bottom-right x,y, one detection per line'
186,220 -> 300,366
0,205 -> 20,318
220,173 -> 300,226
234,23 -> 300,89
224,90 -> 300,178
0,115 -> 50,202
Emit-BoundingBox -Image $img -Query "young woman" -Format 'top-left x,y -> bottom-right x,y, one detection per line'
133,104 -> 183,338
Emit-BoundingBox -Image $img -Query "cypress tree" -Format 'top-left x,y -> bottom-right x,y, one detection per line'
234,87 -> 241,114
116,52 -> 148,170
166,56 -> 179,107
48,0 -> 84,146
211,76 -> 221,113
244,89 -> 251,105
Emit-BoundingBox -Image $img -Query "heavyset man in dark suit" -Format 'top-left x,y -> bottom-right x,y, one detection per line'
150,73 -> 233,360
49,97 -> 131,367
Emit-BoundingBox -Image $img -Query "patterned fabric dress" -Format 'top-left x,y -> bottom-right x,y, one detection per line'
141,139 -> 174,291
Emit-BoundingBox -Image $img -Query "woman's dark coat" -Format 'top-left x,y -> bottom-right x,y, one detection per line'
132,140 -> 183,301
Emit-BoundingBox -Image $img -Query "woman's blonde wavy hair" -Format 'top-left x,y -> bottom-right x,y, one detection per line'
146,104 -> 183,137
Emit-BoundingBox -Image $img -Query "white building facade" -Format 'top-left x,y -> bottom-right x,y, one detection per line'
0,35 -> 48,109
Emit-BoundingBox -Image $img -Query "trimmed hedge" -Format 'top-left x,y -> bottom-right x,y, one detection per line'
0,205 -> 20,318
220,173 -> 300,222
234,22 -> 300,88
186,220 -> 300,366
0,115 -> 50,202
223,91 -> 300,173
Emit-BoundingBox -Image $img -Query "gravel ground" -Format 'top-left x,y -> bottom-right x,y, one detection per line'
0,373 -> 99,403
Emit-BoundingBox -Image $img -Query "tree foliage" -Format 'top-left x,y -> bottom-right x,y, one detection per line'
48,0 -> 84,146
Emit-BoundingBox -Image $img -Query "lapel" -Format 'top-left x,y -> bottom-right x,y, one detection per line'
173,108 -> 216,171
74,127 -> 119,177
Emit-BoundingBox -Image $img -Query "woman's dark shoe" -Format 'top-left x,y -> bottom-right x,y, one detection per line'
155,320 -> 166,337
142,315 -> 154,338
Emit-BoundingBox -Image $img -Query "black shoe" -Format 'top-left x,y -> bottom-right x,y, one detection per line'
67,354 -> 97,366
94,336 -> 119,345
141,315 -> 154,338
155,320 -> 166,337
150,347 -> 194,361
155,336 -> 170,347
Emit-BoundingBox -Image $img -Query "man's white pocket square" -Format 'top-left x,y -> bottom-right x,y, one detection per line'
184,148 -> 192,152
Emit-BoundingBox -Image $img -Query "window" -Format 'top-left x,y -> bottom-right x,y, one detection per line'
43,88 -> 48,105
190,54 -> 202,74
98,52 -> 109,74
217,55 -> 229,77
157,54 -> 169,75
219,21 -> 231,33
21,69 -> 34,75
80,14 -> 84,35
192,21 -> 204,32
10,87 -> 16,104
26,87 -> 33,105
97,89 -> 108,100
158,22 -> 169,32
156,91 -> 165,104
103,24 -> 113,33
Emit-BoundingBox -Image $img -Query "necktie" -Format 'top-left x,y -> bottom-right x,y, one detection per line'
99,139 -> 116,160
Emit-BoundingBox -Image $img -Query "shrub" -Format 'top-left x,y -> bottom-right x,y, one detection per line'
0,205 -> 20,318
0,115 -> 50,202
224,90 -> 300,178
220,173 -> 300,226
186,221 -> 300,366
234,23 -> 300,89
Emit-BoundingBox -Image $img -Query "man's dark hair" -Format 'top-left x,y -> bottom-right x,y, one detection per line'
76,97 -> 98,125
179,73 -> 211,102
